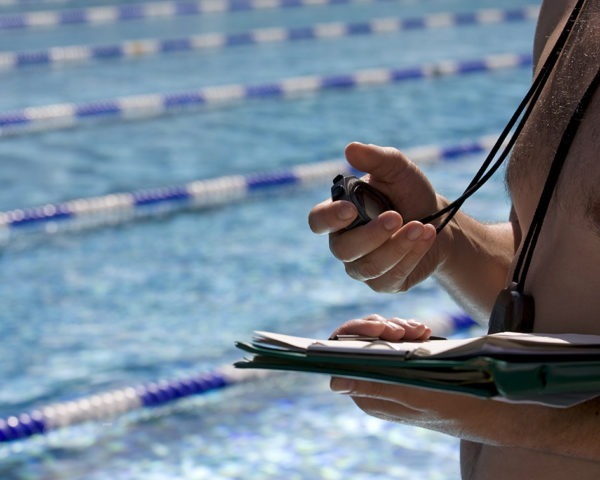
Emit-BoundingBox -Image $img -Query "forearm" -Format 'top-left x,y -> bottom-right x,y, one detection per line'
339,379 -> 600,462
432,201 -> 515,322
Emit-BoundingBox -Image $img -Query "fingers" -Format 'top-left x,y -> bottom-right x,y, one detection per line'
341,221 -> 437,292
364,222 -> 437,292
394,318 -> 432,341
329,378 -> 452,421
330,377 -> 415,400
309,199 -> 437,294
345,142 -> 413,183
308,199 -> 359,235
328,210 -> 404,261
308,142 -> 411,236
330,315 -> 406,341
329,377 -> 484,418
329,378 -> 434,419
344,142 -> 438,222
330,314 -> 432,342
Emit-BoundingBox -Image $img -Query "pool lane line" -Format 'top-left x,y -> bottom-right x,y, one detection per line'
0,366 -> 266,444
0,134 -> 500,236
0,0 -> 68,7
0,0 -> 442,31
0,52 -> 532,137
0,6 -> 539,70
0,312 -> 477,444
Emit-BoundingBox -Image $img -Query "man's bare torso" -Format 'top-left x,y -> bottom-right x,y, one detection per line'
463,1 -> 600,478
508,0 -> 600,335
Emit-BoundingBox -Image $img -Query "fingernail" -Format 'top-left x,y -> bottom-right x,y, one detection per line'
385,320 -> 404,331
331,378 -> 355,394
406,223 -> 423,240
338,204 -> 356,220
407,319 -> 422,327
383,215 -> 401,231
422,225 -> 435,240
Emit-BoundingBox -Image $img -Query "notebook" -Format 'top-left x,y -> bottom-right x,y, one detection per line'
235,331 -> 600,407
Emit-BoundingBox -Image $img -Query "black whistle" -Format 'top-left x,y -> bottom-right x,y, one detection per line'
488,282 -> 535,334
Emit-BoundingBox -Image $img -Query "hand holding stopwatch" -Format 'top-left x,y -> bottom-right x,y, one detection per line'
329,2 -> 586,235
331,174 -> 396,230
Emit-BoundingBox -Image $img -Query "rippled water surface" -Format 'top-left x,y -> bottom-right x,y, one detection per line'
0,0 -> 534,478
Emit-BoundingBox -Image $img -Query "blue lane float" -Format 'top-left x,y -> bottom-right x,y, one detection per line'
0,312 -> 477,444
0,52 -> 532,137
0,6 -> 539,70
0,135 -> 500,239
0,0 -> 422,31
0,367 -> 256,443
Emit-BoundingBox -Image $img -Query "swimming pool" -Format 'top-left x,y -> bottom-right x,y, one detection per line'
0,0 -> 535,478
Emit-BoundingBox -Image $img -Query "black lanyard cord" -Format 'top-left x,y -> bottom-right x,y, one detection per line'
512,65 -> 600,292
420,0 -> 588,233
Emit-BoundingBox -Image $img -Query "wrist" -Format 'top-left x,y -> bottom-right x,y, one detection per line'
427,194 -> 457,274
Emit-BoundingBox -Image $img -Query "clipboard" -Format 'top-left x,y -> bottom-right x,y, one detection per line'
234,331 -> 600,407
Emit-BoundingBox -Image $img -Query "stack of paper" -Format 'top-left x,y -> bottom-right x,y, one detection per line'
235,331 -> 600,407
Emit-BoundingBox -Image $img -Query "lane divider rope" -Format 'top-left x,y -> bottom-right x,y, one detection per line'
0,6 -> 539,70
0,135 -> 500,238
0,366 -> 265,444
0,0 -> 428,31
0,311 -> 477,444
0,52 -> 532,137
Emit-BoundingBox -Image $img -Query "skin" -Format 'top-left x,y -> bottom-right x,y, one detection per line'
308,1 -> 600,478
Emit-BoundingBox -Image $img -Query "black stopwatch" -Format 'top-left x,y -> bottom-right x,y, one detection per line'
331,174 -> 395,230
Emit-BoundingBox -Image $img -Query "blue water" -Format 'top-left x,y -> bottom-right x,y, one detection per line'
0,1 -> 534,478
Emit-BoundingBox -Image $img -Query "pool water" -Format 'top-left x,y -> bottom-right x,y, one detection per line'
0,1 -> 534,478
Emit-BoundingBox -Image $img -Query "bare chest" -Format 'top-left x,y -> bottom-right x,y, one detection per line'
507,6 -> 600,233
503,4 -> 600,333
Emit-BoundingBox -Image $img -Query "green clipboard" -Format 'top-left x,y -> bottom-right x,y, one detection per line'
235,334 -> 600,407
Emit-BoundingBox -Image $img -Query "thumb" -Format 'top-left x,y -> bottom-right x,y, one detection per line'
345,142 -> 414,184
330,377 -> 399,398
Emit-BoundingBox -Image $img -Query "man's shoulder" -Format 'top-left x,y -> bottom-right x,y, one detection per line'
534,0 -> 580,69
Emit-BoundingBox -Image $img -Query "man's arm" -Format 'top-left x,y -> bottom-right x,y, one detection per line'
330,379 -> 600,462
433,206 -> 517,322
